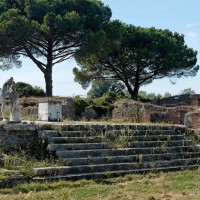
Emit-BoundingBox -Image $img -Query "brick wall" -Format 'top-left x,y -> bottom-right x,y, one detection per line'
153,94 -> 200,107
112,99 -> 196,124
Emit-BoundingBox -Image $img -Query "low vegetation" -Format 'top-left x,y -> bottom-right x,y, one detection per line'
0,169 -> 200,199
16,82 -> 46,97
72,92 -> 126,119
1,150 -> 64,179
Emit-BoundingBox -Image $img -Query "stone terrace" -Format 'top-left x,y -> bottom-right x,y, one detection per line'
1,121 -> 200,183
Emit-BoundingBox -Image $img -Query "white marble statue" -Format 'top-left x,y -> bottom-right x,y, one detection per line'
8,80 -> 20,122
0,77 -> 21,122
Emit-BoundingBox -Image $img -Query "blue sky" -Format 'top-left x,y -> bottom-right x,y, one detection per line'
1,0 -> 200,96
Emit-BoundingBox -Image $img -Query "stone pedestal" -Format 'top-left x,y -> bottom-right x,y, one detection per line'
10,109 -> 21,123
38,100 -> 62,122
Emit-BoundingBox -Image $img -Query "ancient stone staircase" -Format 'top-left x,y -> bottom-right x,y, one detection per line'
34,124 -> 200,181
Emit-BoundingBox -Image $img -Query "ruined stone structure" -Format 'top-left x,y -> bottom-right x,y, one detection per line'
1,122 -> 199,183
5,97 -> 76,121
112,99 -> 196,125
152,94 -> 200,128
61,97 -> 75,119
1,92 -> 200,128
184,110 -> 200,129
153,94 -> 200,107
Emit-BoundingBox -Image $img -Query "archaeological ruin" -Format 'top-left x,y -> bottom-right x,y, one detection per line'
0,86 -> 200,186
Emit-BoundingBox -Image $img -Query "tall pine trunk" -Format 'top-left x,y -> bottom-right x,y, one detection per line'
24,42 -> 54,96
125,79 -> 140,100
128,85 -> 139,100
44,66 -> 53,97
45,44 -> 53,97
131,85 -> 139,100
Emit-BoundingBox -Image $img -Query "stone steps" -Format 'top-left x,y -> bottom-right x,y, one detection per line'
48,143 -> 109,151
33,164 -> 199,181
61,152 -> 200,166
34,124 -> 200,180
33,157 -> 200,177
48,140 -> 194,151
58,130 -> 177,137
56,146 -> 196,158
50,135 -> 184,143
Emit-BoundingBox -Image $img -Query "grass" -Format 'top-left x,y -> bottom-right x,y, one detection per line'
0,169 -> 200,199
1,150 -> 65,178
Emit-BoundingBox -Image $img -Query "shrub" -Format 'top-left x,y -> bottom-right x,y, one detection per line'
16,82 -> 33,97
32,86 -> 46,97
16,82 -> 45,97
73,96 -> 89,117
73,92 -> 127,119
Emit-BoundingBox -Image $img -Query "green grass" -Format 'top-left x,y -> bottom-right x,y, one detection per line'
0,169 -> 200,199
2,150 -> 65,177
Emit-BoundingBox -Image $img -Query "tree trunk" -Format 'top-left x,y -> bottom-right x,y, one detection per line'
128,70 -> 140,100
23,43 -> 54,96
44,67 -> 53,97
125,81 -> 140,100
128,86 -> 139,100
131,84 -> 140,100
45,43 -> 53,97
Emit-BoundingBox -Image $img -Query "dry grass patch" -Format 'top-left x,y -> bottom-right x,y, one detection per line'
0,169 -> 200,200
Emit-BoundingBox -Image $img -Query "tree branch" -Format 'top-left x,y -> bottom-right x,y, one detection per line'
23,45 -> 46,73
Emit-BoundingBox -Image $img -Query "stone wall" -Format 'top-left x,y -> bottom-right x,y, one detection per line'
112,99 -> 196,124
184,110 -> 200,129
1,97 -> 75,121
19,106 -> 38,120
112,100 -> 169,123
172,106 -> 196,124
0,123 -> 38,152
61,98 -> 75,119
153,94 -> 200,107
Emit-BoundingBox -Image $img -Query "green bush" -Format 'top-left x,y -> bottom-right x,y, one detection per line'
73,96 -> 89,117
32,86 -> 46,97
73,92 -> 127,118
16,82 -> 45,97
16,82 -> 33,97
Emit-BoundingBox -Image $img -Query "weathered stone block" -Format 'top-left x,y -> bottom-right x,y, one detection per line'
38,100 -> 62,121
